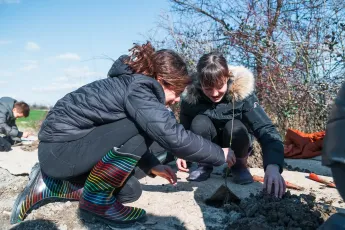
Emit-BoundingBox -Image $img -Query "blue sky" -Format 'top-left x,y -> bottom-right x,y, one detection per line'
0,0 -> 170,105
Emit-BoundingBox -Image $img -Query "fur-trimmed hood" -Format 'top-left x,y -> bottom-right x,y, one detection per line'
183,65 -> 255,104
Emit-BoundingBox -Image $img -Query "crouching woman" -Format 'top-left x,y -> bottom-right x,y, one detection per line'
11,43 -> 231,228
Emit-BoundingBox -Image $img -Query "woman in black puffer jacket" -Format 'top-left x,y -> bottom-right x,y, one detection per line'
11,43 -> 230,228
176,52 -> 286,198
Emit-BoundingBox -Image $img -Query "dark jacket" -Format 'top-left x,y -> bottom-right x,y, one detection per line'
180,66 -> 284,172
0,97 -> 23,138
38,56 -> 225,166
323,82 -> 345,166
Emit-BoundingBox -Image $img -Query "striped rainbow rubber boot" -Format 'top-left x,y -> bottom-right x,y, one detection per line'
10,163 -> 83,224
79,148 -> 147,228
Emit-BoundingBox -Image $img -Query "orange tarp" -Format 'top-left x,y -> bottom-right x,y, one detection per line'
284,129 -> 325,159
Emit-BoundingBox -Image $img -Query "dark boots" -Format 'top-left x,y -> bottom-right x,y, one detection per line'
187,165 -> 213,182
78,148 -> 147,228
231,156 -> 254,185
187,148 -> 254,184
10,163 -> 83,224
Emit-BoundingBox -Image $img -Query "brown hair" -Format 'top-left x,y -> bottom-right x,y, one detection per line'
126,41 -> 190,94
14,101 -> 30,117
197,52 -> 230,88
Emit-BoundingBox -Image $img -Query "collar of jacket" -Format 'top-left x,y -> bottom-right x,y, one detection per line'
0,97 -> 16,119
182,65 -> 255,105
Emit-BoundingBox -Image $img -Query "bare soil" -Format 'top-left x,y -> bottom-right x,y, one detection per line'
20,141 -> 39,152
224,191 -> 336,230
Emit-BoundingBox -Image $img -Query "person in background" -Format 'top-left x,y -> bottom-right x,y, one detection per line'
11,42 -> 232,228
320,82 -> 345,229
0,97 -> 30,151
323,81 -> 345,200
177,52 -> 286,198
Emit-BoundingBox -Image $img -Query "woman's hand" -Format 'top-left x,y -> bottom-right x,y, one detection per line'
176,158 -> 189,172
222,148 -> 236,167
264,164 -> 286,198
150,165 -> 177,185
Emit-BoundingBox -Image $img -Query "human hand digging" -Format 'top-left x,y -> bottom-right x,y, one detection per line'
176,158 -> 189,172
150,165 -> 177,185
22,132 -> 31,138
264,164 -> 286,198
222,148 -> 236,167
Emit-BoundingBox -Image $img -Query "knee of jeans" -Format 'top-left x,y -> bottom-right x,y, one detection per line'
119,134 -> 149,157
126,177 -> 143,202
190,115 -> 213,135
224,120 -> 249,140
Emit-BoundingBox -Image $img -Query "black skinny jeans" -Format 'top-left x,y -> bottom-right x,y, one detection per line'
38,118 -> 164,204
190,115 -> 251,167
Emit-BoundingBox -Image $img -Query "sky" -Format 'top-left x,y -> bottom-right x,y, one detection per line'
0,0 -> 171,105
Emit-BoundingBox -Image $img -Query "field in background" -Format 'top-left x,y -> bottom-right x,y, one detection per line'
16,109 -> 48,132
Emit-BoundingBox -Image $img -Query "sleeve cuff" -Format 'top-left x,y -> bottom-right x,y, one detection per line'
262,143 -> 284,174
17,131 -> 23,138
264,161 -> 284,174
136,151 -> 161,178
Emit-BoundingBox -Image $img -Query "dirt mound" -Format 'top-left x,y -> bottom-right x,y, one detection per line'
20,140 -> 39,152
223,191 -> 336,230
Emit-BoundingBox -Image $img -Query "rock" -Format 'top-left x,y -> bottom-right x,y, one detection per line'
2,211 -> 11,216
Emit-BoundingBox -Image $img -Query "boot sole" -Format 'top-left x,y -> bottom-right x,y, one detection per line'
79,208 -> 147,228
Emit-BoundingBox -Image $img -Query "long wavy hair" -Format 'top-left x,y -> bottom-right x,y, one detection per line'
125,41 -> 191,94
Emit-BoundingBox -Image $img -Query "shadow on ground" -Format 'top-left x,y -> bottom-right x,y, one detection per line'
76,211 -> 187,230
10,220 -> 59,230
141,163 -> 264,229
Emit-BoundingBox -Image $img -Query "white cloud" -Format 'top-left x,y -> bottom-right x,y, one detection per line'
63,66 -> 101,78
0,40 -> 12,45
0,80 -> 8,84
25,42 -> 40,51
56,53 -> 81,61
32,66 -> 102,93
20,60 -> 38,71
32,83 -> 84,92
0,0 -> 20,4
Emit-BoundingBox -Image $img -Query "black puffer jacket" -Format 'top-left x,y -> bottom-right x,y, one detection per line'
180,66 -> 284,172
0,97 -> 23,138
323,82 -> 345,166
38,56 -> 225,166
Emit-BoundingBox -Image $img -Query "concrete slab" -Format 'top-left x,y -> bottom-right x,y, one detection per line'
0,146 -> 38,175
284,158 -> 332,176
